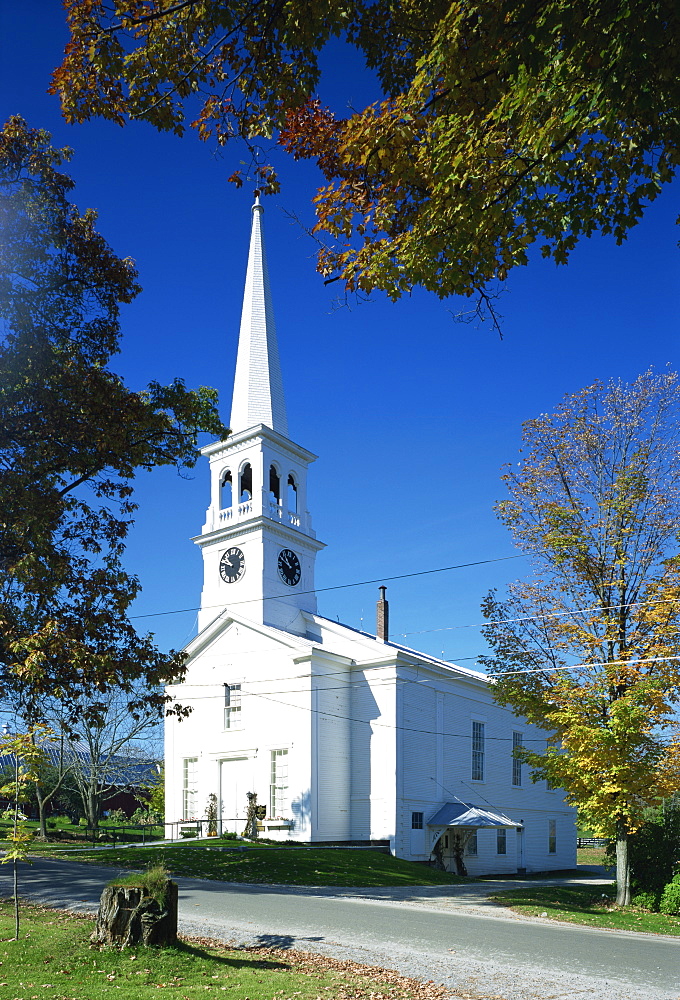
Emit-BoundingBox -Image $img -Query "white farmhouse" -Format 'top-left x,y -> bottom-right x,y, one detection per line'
164,197 -> 576,875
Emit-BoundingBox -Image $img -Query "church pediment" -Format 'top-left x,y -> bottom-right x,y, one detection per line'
183,606 -> 315,664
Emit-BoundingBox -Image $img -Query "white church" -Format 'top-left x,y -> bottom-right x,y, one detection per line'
164,198 -> 576,875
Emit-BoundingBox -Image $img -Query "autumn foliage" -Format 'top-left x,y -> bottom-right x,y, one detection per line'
481,371 -> 680,903
50,2 -> 680,317
0,116 -> 226,726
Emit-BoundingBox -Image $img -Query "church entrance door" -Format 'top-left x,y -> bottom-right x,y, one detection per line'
219,757 -> 253,835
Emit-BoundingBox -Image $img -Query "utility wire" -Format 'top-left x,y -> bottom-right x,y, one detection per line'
129,553 -> 524,620
402,597 -> 680,637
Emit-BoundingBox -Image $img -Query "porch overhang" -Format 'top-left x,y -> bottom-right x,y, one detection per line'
427,802 -> 520,829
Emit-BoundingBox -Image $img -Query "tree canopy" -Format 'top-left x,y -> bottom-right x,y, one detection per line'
0,116 -> 227,726
480,370 -> 680,904
51,2 -> 680,319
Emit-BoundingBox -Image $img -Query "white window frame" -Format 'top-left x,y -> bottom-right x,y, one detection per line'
270,749 -> 289,817
466,830 -> 478,856
224,683 -> 242,730
182,757 -> 198,820
471,720 -> 485,781
512,731 -> 523,787
548,818 -> 557,854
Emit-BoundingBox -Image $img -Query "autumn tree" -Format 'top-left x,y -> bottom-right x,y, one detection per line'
0,116 -> 227,726
480,370 -> 680,905
52,2 -> 680,321
0,725 -> 53,938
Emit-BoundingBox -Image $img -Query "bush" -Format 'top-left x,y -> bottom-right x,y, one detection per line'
660,875 -> 680,916
622,796 -> 680,893
221,831 -> 239,841
46,819 -> 57,829
78,817 -> 89,827
631,890 -> 661,912
107,808 -> 126,824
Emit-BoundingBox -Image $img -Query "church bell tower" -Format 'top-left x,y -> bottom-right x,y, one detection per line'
194,196 -> 324,635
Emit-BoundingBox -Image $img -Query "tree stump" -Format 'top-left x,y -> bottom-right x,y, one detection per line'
91,880 -> 178,947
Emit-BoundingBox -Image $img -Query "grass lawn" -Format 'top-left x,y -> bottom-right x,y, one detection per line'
0,817 -> 163,848
489,884 -> 680,936
576,846 -> 611,867
39,845 -> 466,886
0,899 -> 453,1000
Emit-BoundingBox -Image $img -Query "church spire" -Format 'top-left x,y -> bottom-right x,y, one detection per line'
229,193 -> 288,436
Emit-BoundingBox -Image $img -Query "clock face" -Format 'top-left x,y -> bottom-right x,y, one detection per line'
278,548 -> 301,587
219,547 -> 245,584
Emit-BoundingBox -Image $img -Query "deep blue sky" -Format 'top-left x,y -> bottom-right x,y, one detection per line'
1,3 -> 678,669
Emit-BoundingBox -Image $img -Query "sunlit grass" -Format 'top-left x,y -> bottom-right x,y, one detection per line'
490,884 -> 680,935
41,845 -> 467,886
0,899 -> 451,1000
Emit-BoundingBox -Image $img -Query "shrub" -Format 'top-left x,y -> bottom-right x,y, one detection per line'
631,890 -> 661,911
78,817 -> 89,827
221,831 -> 239,841
46,819 -> 56,829
107,808 -> 126,824
619,796 -> 680,892
660,875 -> 680,916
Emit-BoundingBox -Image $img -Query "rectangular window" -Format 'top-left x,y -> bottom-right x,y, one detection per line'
466,831 -> 478,856
512,731 -> 523,787
224,683 -> 242,729
548,819 -> 557,854
497,828 -> 507,855
182,757 -> 198,819
411,811 -> 424,830
472,721 -> 485,780
270,749 -> 289,816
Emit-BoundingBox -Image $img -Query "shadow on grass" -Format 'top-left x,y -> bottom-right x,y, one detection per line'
172,937 -> 292,969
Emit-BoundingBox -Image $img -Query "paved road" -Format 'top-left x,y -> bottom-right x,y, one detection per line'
3,858 -> 679,1000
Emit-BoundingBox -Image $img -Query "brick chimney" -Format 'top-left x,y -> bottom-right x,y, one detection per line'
376,586 -> 389,642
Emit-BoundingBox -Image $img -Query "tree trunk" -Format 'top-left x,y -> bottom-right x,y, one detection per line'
91,881 -> 178,947
35,781 -> 48,840
83,782 -> 101,831
13,858 -> 19,941
615,817 -> 631,906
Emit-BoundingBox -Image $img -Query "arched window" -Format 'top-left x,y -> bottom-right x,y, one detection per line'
287,474 -> 298,513
269,465 -> 281,503
220,470 -> 233,510
239,463 -> 252,502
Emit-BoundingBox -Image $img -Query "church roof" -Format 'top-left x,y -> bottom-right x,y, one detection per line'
306,613 -> 488,681
229,195 -> 288,436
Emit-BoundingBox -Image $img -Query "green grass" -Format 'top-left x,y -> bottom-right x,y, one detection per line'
490,884 -> 680,935
0,817 -> 164,848
107,865 -> 172,904
41,845 -> 466,886
576,846 -> 610,866
0,899 -> 451,1000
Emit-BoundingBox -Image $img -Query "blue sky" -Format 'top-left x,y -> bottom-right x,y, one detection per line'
1,3 -> 678,669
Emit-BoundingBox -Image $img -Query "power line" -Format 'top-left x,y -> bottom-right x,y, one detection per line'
129,553 -> 524,620
166,684 -> 679,747
402,596 -> 680,637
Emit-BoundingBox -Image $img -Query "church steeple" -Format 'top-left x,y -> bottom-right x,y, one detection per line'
229,194 -> 288,436
194,197 -> 324,636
